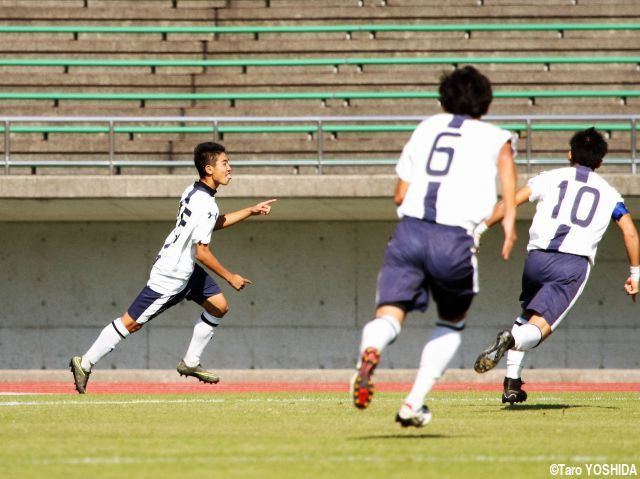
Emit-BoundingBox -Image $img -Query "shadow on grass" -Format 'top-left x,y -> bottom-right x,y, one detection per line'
501,404 -> 618,411
350,434 -> 449,441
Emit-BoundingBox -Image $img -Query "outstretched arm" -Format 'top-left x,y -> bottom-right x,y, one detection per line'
473,185 -> 530,251
214,199 -> 277,230
497,141 -> 518,260
485,185 -> 533,228
615,213 -> 640,301
195,242 -> 252,291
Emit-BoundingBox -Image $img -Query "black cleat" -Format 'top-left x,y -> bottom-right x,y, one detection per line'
176,360 -> 220,384
502,377 -> 528,404
474,330 -> 515,373
69,356 -> 91,394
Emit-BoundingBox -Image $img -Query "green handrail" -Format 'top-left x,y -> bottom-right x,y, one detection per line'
0,23 -> 638,35
0,122 -> 636,134
0,56 -> 638,68
0,90 -> 637,101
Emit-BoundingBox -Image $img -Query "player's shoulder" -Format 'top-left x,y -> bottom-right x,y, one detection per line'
451,115 -> 505,134
527,167 -> 567,190
585,168 -> 621,195
182,181 -> 217,206
416,114 -> 506,135
413,113 -> 447,132
535,166 -> 620,193
461,118 -> 512,147
543,166 -> 571,178
180,182 -> 196,198
465,117 -> 501,131
536,166 -> 579,180
418,113 -> 493,128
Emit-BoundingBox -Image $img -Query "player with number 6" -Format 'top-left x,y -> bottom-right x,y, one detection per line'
351,66 -> 518,427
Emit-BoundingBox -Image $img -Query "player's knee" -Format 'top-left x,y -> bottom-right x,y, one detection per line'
121,313 -> 143,333
217,302 -> 230,317
126,322 -> 143,333
208,301 -> 229,318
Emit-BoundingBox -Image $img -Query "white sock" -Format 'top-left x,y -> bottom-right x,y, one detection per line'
506,349 -> 526,379
359,316 -> 401,354
506,322 -> 527,378
404,323 -> 463,410
512,323 -> 542,351
82,318 -> 130,371
183,315 -> 217,368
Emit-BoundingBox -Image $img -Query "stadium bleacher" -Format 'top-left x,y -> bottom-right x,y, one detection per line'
0,0 -> 639,174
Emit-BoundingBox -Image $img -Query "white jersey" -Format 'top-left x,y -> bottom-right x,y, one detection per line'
147,181 -> 219,294
527,166 -> 624,264
396,113 -> 512,232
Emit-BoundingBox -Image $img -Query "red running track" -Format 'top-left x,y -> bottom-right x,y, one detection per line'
1,382 -> 639,395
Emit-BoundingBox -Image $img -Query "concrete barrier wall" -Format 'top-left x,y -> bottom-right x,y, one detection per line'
0,219 -> 638,371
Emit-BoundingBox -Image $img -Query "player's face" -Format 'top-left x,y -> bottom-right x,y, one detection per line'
210,153 -> 232,185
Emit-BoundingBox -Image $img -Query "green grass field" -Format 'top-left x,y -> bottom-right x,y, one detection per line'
1,391 -> 638,479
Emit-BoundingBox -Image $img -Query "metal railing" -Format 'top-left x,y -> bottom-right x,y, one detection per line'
1,23 -> 639,39
2,114 -> 639,175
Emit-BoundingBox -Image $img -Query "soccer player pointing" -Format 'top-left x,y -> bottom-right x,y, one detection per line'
70,142 -> 276,393
352,66 -> 517,427
474,128 -> 640,404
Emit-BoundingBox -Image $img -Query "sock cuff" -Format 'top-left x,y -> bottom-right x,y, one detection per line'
435,319 -> 466,331
112,318 -> 130,338
514,316 -> 529,326
200,311 -> 220,328
377,315 -> 402,335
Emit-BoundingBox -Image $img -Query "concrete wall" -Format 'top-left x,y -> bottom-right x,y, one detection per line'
1,218 -> 638,371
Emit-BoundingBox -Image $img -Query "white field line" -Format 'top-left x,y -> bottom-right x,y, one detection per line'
0,392 -> 50,396
0,397 -> 345,407
26,454 -> 638,466
0,398 -> 225,407
0,393 -> 637,407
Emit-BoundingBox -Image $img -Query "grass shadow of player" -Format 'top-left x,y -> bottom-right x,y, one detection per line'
501,404 -> 618,411
350,433 -> 450,441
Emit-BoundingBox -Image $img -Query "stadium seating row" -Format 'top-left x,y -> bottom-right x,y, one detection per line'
0,0 -> 638,174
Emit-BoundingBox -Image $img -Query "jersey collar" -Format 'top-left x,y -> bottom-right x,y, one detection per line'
193,180 -> 217,197
574,164 -> 592,183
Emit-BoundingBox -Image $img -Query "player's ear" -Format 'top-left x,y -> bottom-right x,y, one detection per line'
567,150 -> 573,164
204,162 -> 215,176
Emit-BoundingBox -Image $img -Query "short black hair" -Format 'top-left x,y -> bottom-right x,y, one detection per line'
194,142 -> 226,178
438,66 -> 493,118
569,128 -> 608,170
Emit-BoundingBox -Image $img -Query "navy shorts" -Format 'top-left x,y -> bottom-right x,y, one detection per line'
376,217 -> 477,319
520,249 -> 590,329
127,265 -> 222,324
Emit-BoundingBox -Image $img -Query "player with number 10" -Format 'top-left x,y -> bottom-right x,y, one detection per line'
473,128 -> 640,404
